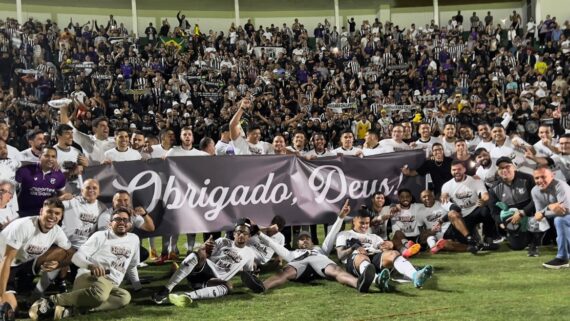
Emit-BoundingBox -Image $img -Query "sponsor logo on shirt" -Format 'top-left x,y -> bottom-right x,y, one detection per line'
111,245 -> 132,258
25,244 -> 48,256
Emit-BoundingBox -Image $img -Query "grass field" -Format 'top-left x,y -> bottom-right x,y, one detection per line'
33,235 -> 569,321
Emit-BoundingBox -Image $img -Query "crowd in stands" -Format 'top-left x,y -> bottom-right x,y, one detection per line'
0,8 -> 568,319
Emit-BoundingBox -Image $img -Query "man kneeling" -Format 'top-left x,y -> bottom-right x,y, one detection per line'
29,208 -> 141,320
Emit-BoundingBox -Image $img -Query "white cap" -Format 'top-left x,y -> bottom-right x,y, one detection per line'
148,111 -> 155,115
183,112 -> 190,118
129,123 -> 137,128
439,89 -> 445,94
114,109 -> 121,115
413,90 -> 421,96
172,101 -> 179,106
166,108 -> 173,114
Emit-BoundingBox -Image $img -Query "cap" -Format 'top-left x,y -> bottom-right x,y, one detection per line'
166,108 -> 173,114
439,89 -> 445,94
496,156 -> 513,166
172,101 -> 179,106
183,112 -> 190,118
148,111 -> 155,115
297,231 -> 311,239
413,90 -> 421,96
129,123 -> 137,129
114,109 -> 121,115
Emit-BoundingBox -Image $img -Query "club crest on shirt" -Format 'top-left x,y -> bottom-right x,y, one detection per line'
111,245 -> 131,258
25,244 -> 47,256
50,178 -> 56,184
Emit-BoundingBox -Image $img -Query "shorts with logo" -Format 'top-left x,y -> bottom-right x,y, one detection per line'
346,252 -> 383,277
287,255 -> 336,281
185,263 -> 216,290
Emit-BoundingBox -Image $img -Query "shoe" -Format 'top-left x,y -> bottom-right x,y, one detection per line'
402,243 -> 421,259
357,264 -> 375,293
168,252 -> 179,261
169,261 -> 180,275
542,257 -> 570,269
527,246 -> 539,257
137,262 -> 149,268
405,240 -> 415,248
431,239 -> 447,254
374,269 -> 392,293
168,293 -> 193,308
155,254 -> 168,265
29,297 -> 55,320
240,271 -> 266,293
55,279 -> 68,293
412,265 -> 433,288
151,287 -> 170,305
150,249 -> 159,261
478,242 -> 500,251
467,236 -> 479,254
54,306 -> 71,320
0,302 -> 15,321
492,236 -> 506,244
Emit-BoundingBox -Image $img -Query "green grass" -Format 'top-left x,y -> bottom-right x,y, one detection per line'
36,235 -> 570,321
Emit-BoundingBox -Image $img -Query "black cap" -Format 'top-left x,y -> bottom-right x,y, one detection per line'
496,156 -> 513,166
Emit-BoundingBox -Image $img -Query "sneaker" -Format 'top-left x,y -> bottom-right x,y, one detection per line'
542,257 -> 570,269
0,302 -> 15,321
431,239 -> 447,254
467,237 -> 479,254
168,293 -> 193,308
169,261 -> 180,275
357,264 -> 375,293
412,265 -> 433,288
54,306 -> 72,320
405,240 -> 415,248
492,236 -> 506,244
478,242 -> 500,251
150,249 -> 159,261
155,254 -> 168,265
137,262 -> 149,268
55,279 -> 68,293
374,269 -> 392,293
402,243 -> 421,258
168,252 -> 179,261
527,246 -> 539,257
151,287 -> 170,305
29,297 -> 55,320
240,271 -> 266,293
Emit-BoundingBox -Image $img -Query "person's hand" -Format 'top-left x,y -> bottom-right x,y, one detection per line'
440,193 -> 450,204
401,165 -> 411,176
389,205 -> 401,216
133,206 -> 147,217
339,199 -> 351,218
548,202 -> 566,215
380,241 -> 393,251
204,235 -> 215,254
41,260 -> 59,272
534,211 -> 544,221
77,154 -> 89,167
511,210 -> 523,224
89,264 -> 107,277
266,224 -> 279,235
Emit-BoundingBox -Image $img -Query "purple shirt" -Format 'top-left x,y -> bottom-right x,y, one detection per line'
15,164 -> 66,217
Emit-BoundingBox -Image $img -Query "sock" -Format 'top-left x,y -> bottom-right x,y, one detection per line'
170,235 -> 179,253
187,285 -> 228,300
358,261 -> 371,275
35,269 -> 60,293
402,239 -> 409,248
427,236 -> 437,248
186,233 -> 196,251
148,237 -> 156,251
393,256 -> 416,279
166,253 -> 198,291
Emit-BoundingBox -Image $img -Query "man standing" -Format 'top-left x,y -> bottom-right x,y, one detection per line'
531,167 -> 570,268
362,130 -> 394,156
0,198 -> 71,317
19,130 -> 46,163
29,208 -> 141,319
165,127 -> 209,157
332,130 -> 363,156
402,143 -> 452,196
53,124 -> 88,189
230,100 -> 273,155
16,147 -> 66,217
104,128 -> 143,163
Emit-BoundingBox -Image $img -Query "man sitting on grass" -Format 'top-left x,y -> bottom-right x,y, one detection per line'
335,206 -> 433,289
240,199 -> 382,294
151,219 -> 256,307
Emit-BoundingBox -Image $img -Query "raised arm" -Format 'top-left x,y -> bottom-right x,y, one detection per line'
321,199 -> 350,254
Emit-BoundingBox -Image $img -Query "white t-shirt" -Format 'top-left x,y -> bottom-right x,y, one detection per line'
19,148 -> 40,163
165,146 -> 210,157
215,141 -> 234,156
69,122 -> 115,164
441,138 -> 457,157
150,144 -> 169,159
391,204 -> 422,237
7,144 -> 21,162
305,149 -> 336,158
362,144 -> 394,156
550,154 -> 570,182
379,139 -> 411,152
0,216 -> 71,266
0,158 -> 20,181
332,146 -> 363,156
533,140 -> 556,157
207,238 -> 256,281
476,163 -> 499,187
104,147 -> 142,162
54,145 -> 81,170
232,136 -> 273,155
441,176 -> 487,216
73,230 -> 140,286
335,230 -> 384,264
247,232 -> 285,265
414,136 -> 442,157
62,196 -> 107,248
475,140 -> 495,154
416,201 -> 450,236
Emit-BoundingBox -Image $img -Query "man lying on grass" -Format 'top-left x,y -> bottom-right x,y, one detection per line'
240,199 -> 386,294
152,219 -> 257,307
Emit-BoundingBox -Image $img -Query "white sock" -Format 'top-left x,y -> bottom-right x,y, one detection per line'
358,261 -> 371,275
427,236 -> 437,248
35,269 -> 60,293
187,285 -> 228,300
393,256 -> 416,279
186,234 -> 196,251
170,235 -> 180,253
149,237 -> 157,251
166,253 -> 198,291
